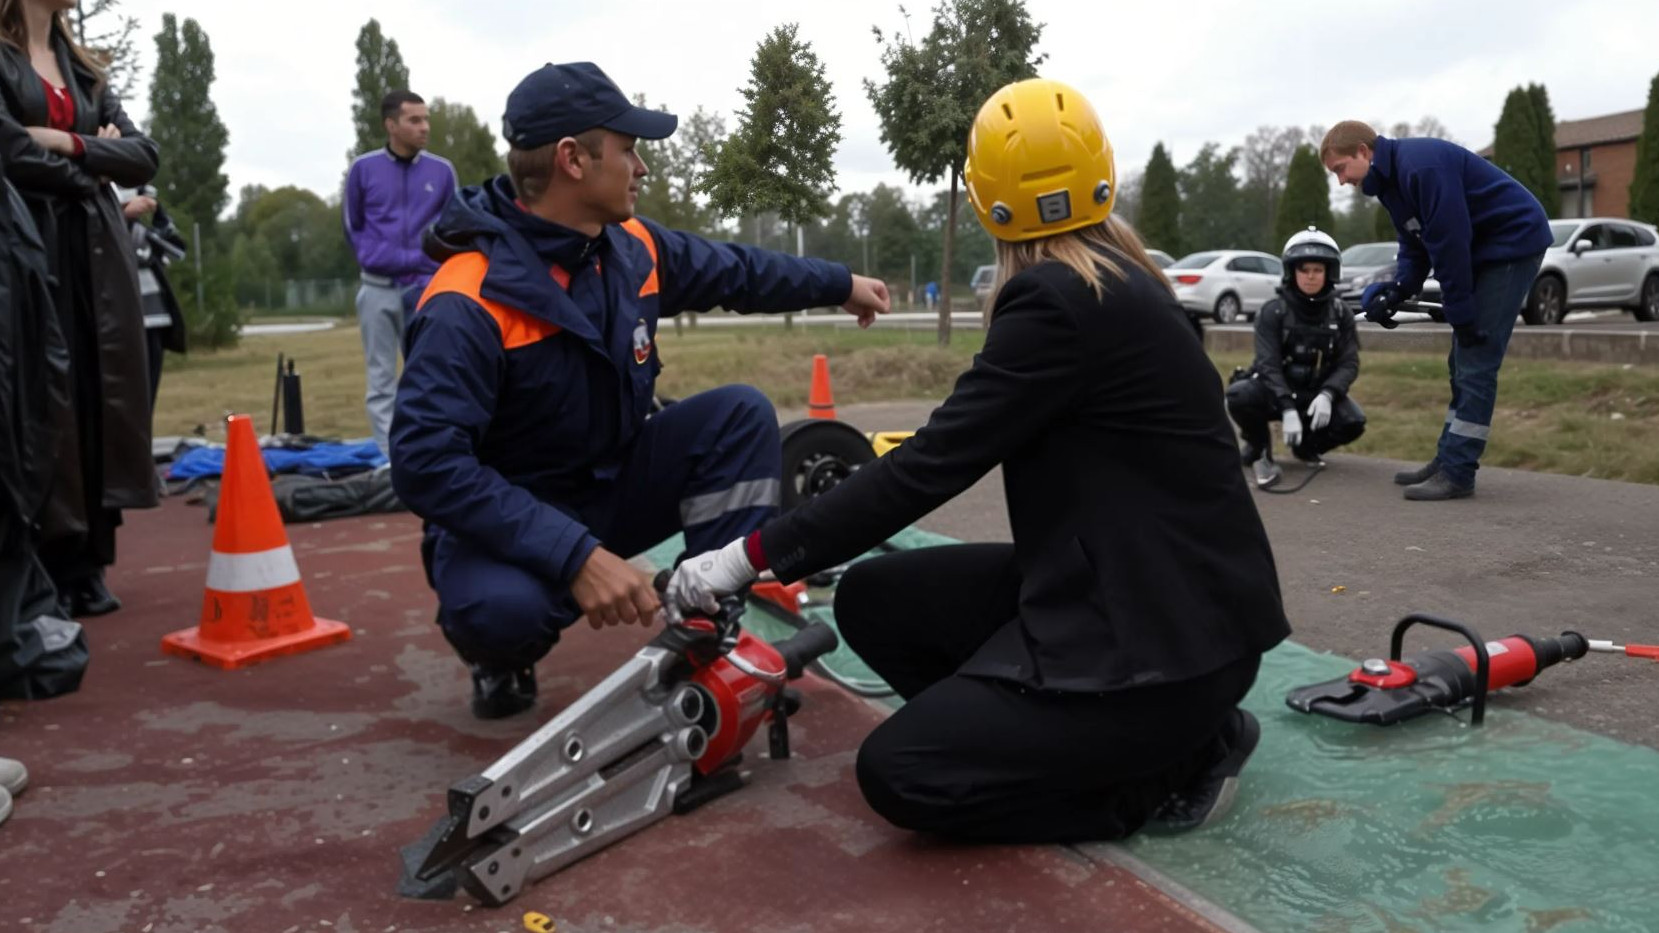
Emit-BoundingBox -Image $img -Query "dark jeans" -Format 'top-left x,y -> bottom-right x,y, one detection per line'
836,543 -> 1261,843
1437,253 -> 1546,486
1225,377 -> 1366,458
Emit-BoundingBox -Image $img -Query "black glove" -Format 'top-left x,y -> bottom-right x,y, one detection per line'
1360,283 -> 1406,329
1452,324 -> 1487,349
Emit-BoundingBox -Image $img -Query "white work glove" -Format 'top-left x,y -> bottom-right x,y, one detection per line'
1308,391 -> 1333,432
1282,408 -> 1304,449
665,537 -> 757,620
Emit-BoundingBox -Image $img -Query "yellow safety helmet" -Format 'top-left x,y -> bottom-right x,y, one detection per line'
964,78 -> 1116,243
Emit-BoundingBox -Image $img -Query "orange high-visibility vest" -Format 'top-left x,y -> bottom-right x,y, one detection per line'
417,218 -> 659,349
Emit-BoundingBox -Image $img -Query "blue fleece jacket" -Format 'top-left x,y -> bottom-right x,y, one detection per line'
1362,135 -> 1552,326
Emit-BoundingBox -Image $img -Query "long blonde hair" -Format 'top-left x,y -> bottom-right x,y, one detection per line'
990,214 -> 1174,306
0,2 -> 108,90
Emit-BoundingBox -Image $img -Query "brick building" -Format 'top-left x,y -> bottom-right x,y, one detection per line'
1553,109 -> 1643,219
1481,108 -> 1645,219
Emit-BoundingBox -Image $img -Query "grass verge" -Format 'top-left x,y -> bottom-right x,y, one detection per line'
153,322 -> 1659,485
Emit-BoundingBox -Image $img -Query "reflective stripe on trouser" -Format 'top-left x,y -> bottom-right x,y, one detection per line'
429,385 -> 781,668
355,281 -> 406,458
1436,253 -> 1546,486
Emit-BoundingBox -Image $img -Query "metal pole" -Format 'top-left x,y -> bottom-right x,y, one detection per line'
1578,147 -> 1587,218
193,222 -> 205,321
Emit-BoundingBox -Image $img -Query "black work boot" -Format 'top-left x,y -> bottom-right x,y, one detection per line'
470,665 -> 538,720
1393,459 -> 1440,486
1403,472 -> 1474,501
69,572 -> 121,617
1146,708 -> 1261,834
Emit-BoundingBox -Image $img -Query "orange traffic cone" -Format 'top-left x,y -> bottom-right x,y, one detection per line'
808,353 -> 836,420
161,414 -> 351,669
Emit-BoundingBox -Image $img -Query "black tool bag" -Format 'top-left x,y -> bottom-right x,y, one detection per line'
0,553 -> 89,700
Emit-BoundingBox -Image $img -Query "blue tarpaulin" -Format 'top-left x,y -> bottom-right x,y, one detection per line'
167,441 -> 387,480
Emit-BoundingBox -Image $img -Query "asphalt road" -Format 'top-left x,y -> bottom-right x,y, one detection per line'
1210,306 -> 1659,336
782,400 -> 1659,751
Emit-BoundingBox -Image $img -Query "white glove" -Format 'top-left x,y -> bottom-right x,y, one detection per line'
665,537 -> 757,619
1282,408 -> 1304,449
1308,391 -> 1333,432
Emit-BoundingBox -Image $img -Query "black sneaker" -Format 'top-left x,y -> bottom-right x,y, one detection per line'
1292,447 -> 1326,468
1146,708 -> 1261,834
470,665 -> 537,720
1393,459 -> 1440,486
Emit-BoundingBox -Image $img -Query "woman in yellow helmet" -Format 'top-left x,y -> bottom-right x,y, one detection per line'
665,79 -> 1289,840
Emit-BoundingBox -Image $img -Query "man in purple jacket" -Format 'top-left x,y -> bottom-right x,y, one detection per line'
343,90 -> 457,460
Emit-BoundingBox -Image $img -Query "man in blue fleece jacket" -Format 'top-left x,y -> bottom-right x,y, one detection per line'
1322,121 -> 1552,501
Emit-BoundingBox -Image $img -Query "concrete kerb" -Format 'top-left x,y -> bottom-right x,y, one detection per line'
1205,324 -> 1659,365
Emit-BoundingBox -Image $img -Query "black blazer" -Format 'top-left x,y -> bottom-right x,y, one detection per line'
762,254 -> 1291,692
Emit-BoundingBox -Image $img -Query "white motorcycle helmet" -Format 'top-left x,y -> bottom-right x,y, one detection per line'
1281,226 -> 1341,299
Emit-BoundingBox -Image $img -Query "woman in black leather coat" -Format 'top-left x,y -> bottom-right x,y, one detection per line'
1,0 -> 160,616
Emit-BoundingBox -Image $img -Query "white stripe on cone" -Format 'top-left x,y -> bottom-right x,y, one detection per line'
205,546 -> 302,593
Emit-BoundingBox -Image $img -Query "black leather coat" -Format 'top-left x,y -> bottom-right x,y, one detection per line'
0,37 -> 160,535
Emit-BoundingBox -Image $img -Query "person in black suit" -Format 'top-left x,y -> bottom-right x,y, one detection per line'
664,78 -> 1290,842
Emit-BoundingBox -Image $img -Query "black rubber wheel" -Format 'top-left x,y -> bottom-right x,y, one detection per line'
1213,292 -> 1242,324
1634,274 -> 1659,323
778,420 -> 876,511
1524,275 -> 1566,326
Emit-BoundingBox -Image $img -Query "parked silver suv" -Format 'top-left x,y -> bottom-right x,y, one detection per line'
1524,218 -> 1659,325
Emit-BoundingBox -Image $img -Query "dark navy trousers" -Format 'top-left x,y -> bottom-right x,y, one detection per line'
428,385 -> 781,669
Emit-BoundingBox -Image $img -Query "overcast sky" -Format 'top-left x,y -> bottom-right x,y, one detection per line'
108,0 -> 1658,209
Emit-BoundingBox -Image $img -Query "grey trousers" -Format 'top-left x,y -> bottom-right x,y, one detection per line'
355,280 -> 406,458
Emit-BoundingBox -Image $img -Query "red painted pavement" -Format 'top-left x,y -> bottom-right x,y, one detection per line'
0,499 -> 1235,933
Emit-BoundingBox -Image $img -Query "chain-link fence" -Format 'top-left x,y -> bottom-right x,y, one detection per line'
236,278 -> 357,316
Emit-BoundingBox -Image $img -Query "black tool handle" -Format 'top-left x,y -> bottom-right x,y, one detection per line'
770,623 -> 840,679
1391,614 -> 1490,726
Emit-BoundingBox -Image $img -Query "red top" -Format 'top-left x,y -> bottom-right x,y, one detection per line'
39,75 -> 84,158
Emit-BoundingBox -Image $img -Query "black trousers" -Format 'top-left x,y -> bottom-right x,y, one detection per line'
39,237 -> 120,588
145,325 -> 165,412
1225,376 -> 1366,457
836,543 -> 1261,843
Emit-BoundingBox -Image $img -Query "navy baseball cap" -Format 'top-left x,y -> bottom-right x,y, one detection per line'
502,62 -> 678,150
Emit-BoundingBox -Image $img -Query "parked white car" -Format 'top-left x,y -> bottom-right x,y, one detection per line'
970,264 -> 997,301
1147,249 -> 1175,269
1163,250 -> 1283,323
1524,218 -> 1659,325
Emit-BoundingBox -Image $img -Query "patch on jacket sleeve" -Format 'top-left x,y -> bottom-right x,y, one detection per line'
633,318 -> 653,364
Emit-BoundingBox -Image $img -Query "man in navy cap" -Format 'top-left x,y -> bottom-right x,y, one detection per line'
390,62 -> 890,718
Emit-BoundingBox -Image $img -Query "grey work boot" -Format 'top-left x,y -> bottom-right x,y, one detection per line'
1252,457 -> 1282,489
1393,459 -> 1440,486
1404,472 -> 1474,501
0,758 -> 26,827
0,757 -> 26,796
